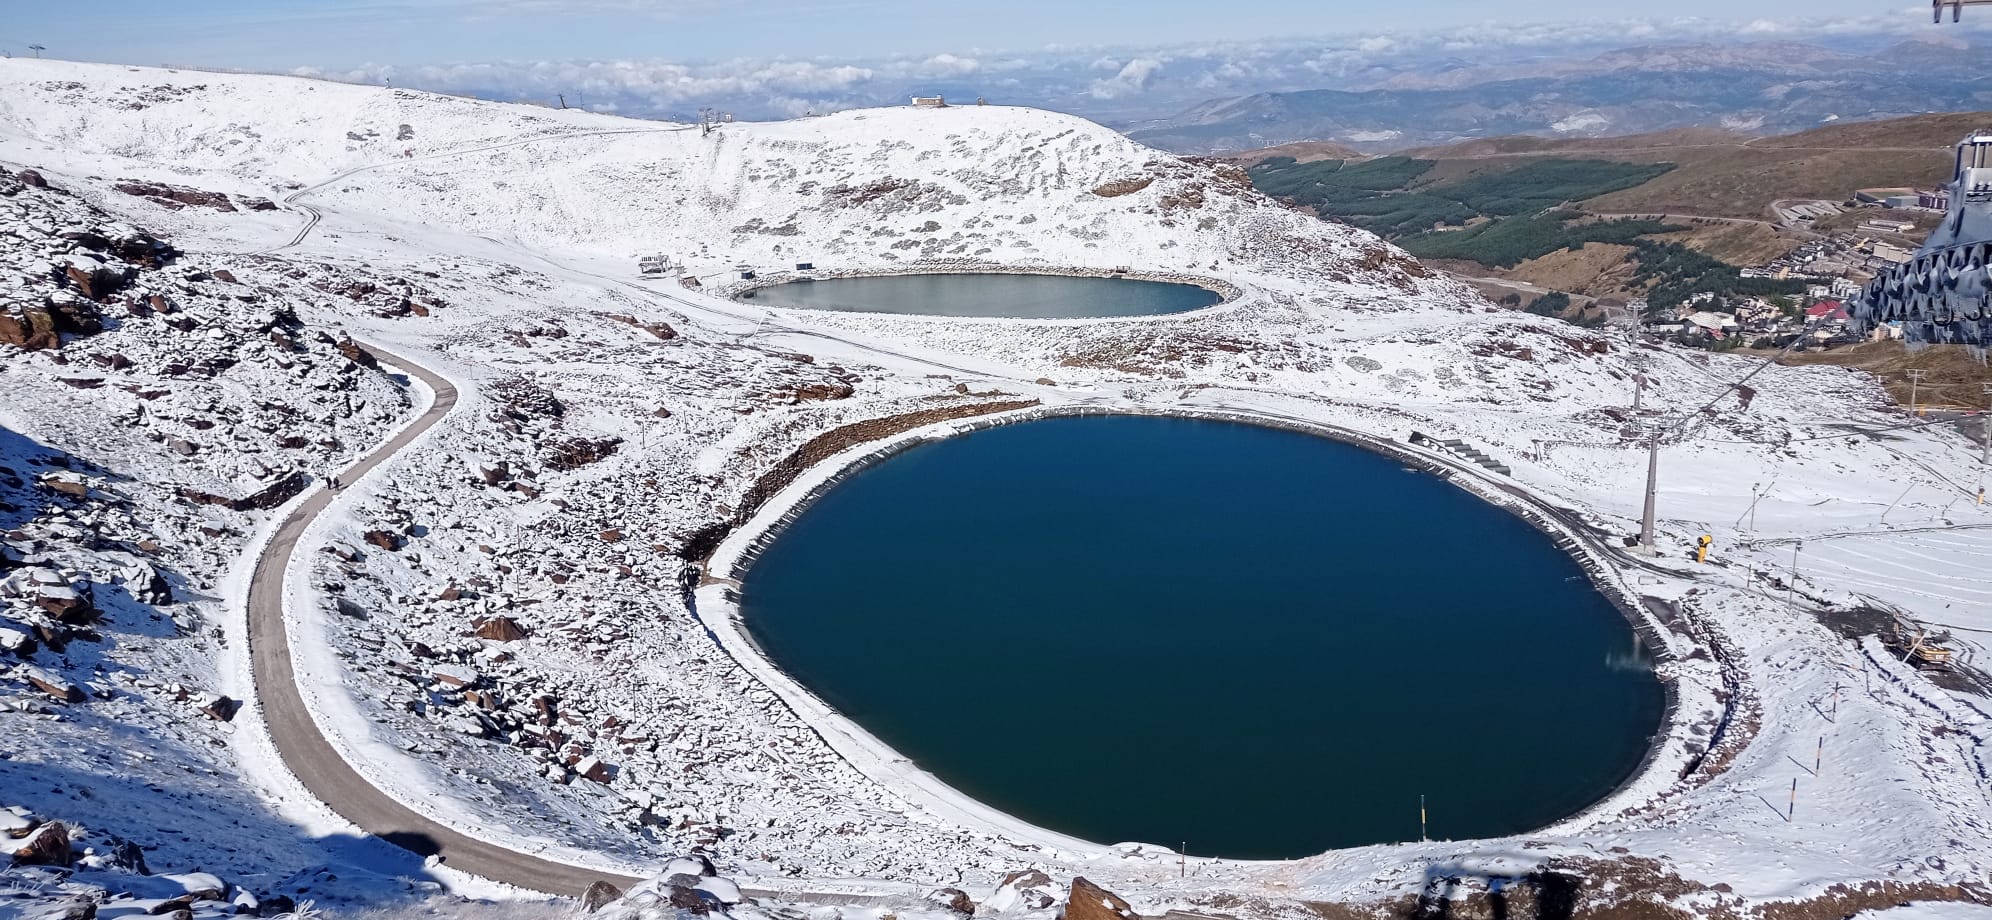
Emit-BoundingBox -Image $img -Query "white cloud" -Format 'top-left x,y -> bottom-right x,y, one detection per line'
291,12 -> 1989,121
920,53 -> 981,76
1087,57 -> 1162,99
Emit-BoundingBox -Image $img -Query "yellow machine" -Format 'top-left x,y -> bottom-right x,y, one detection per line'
1696,534 -> 1713,563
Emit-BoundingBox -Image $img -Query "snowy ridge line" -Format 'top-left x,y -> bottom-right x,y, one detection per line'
700,401 -> 1711,862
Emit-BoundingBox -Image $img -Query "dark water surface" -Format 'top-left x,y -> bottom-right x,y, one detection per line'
741,273 -> 1222,318
739,416 -> 1664,858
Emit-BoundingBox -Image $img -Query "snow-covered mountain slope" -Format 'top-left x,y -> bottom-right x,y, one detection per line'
0,171 -> 440,913
0,58 -> 1431,294
1,58 -> 1990,920
0,60 -> 638,188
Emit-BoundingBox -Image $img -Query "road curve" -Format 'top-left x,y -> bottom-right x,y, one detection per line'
245,344 -> 643,896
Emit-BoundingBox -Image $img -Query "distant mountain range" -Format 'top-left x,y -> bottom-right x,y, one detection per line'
1121,39 -> 1992,154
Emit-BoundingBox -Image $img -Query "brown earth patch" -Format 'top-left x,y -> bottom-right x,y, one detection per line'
1499,243 -> 1641,298
1646,222 -> 1804,268
1093,176 -> 1156,197
1767,341 -> 1992,410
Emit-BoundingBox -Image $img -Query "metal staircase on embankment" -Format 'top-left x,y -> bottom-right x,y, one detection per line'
1409,432 -> 1513,476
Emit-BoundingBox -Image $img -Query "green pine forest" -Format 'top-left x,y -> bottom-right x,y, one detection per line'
1245,155 -> 1806,312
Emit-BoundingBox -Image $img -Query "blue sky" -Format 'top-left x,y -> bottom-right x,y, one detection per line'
0,0 -> 1944,70
3,1 -> 1978,125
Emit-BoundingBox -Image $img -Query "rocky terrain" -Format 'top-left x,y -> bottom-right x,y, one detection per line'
0,169 -> 431,914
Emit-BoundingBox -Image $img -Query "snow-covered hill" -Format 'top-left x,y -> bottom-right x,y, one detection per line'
0,58 -> 1430,292
0,61 -> 634,186
1,58 -> 1990,920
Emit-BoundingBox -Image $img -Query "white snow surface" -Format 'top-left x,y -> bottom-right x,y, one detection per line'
1,57 -> 1989,917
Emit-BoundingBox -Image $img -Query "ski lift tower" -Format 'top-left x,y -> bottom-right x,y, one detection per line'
1934,0 -> 1992,21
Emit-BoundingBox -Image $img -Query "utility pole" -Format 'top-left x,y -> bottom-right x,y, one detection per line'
1639,433 -> 1660,554
1906,369 -> 1927,416
1981,383 -> 1991,468
28,44 -> 45,58
1626,319 -> 1659,555
1636,369 -> 1658,555
1981,383 -> 1991,505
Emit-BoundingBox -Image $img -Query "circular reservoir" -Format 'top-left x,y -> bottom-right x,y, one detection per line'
740,273 -> 1223,319
737,415 -> 1665,859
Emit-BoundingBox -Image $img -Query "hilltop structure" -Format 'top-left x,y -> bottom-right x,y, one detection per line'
1850,130 -> 1992,346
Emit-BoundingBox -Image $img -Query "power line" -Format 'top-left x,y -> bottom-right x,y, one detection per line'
1652,313 -> 1844,441
1700,411 -> 1988,445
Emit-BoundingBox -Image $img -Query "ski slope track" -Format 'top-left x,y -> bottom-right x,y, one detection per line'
5,58 -> 1992,917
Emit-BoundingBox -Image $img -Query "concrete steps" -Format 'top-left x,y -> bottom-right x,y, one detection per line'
1410,432 -> 1513,476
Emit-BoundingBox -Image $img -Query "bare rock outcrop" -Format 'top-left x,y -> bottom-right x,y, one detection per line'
545,436 -> 622,471
793,383 -> 855,402
931,887 -> 976,916
23,667 -> 85,704
334,336 -> 378,369
0,302 -> 61,350
113,180 -> 236,212
61,260 -> 134,302
473,616 -> 529,642
581,881 -> 623,912
175,471 -> 309,512
10,821 -> 73,866
1064,878 -> 1139,920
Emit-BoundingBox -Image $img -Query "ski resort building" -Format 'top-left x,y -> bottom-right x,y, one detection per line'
1849,130 -> 1992,346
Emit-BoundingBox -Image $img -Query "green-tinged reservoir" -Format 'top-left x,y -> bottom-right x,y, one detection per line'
737,415 -> 1665,859
740,273 -> 1223,318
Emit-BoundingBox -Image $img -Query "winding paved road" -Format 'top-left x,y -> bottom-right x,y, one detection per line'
245,345 -> 643,896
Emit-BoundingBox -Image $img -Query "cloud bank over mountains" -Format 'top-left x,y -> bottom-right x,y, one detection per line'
289,14 -> 1990,126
